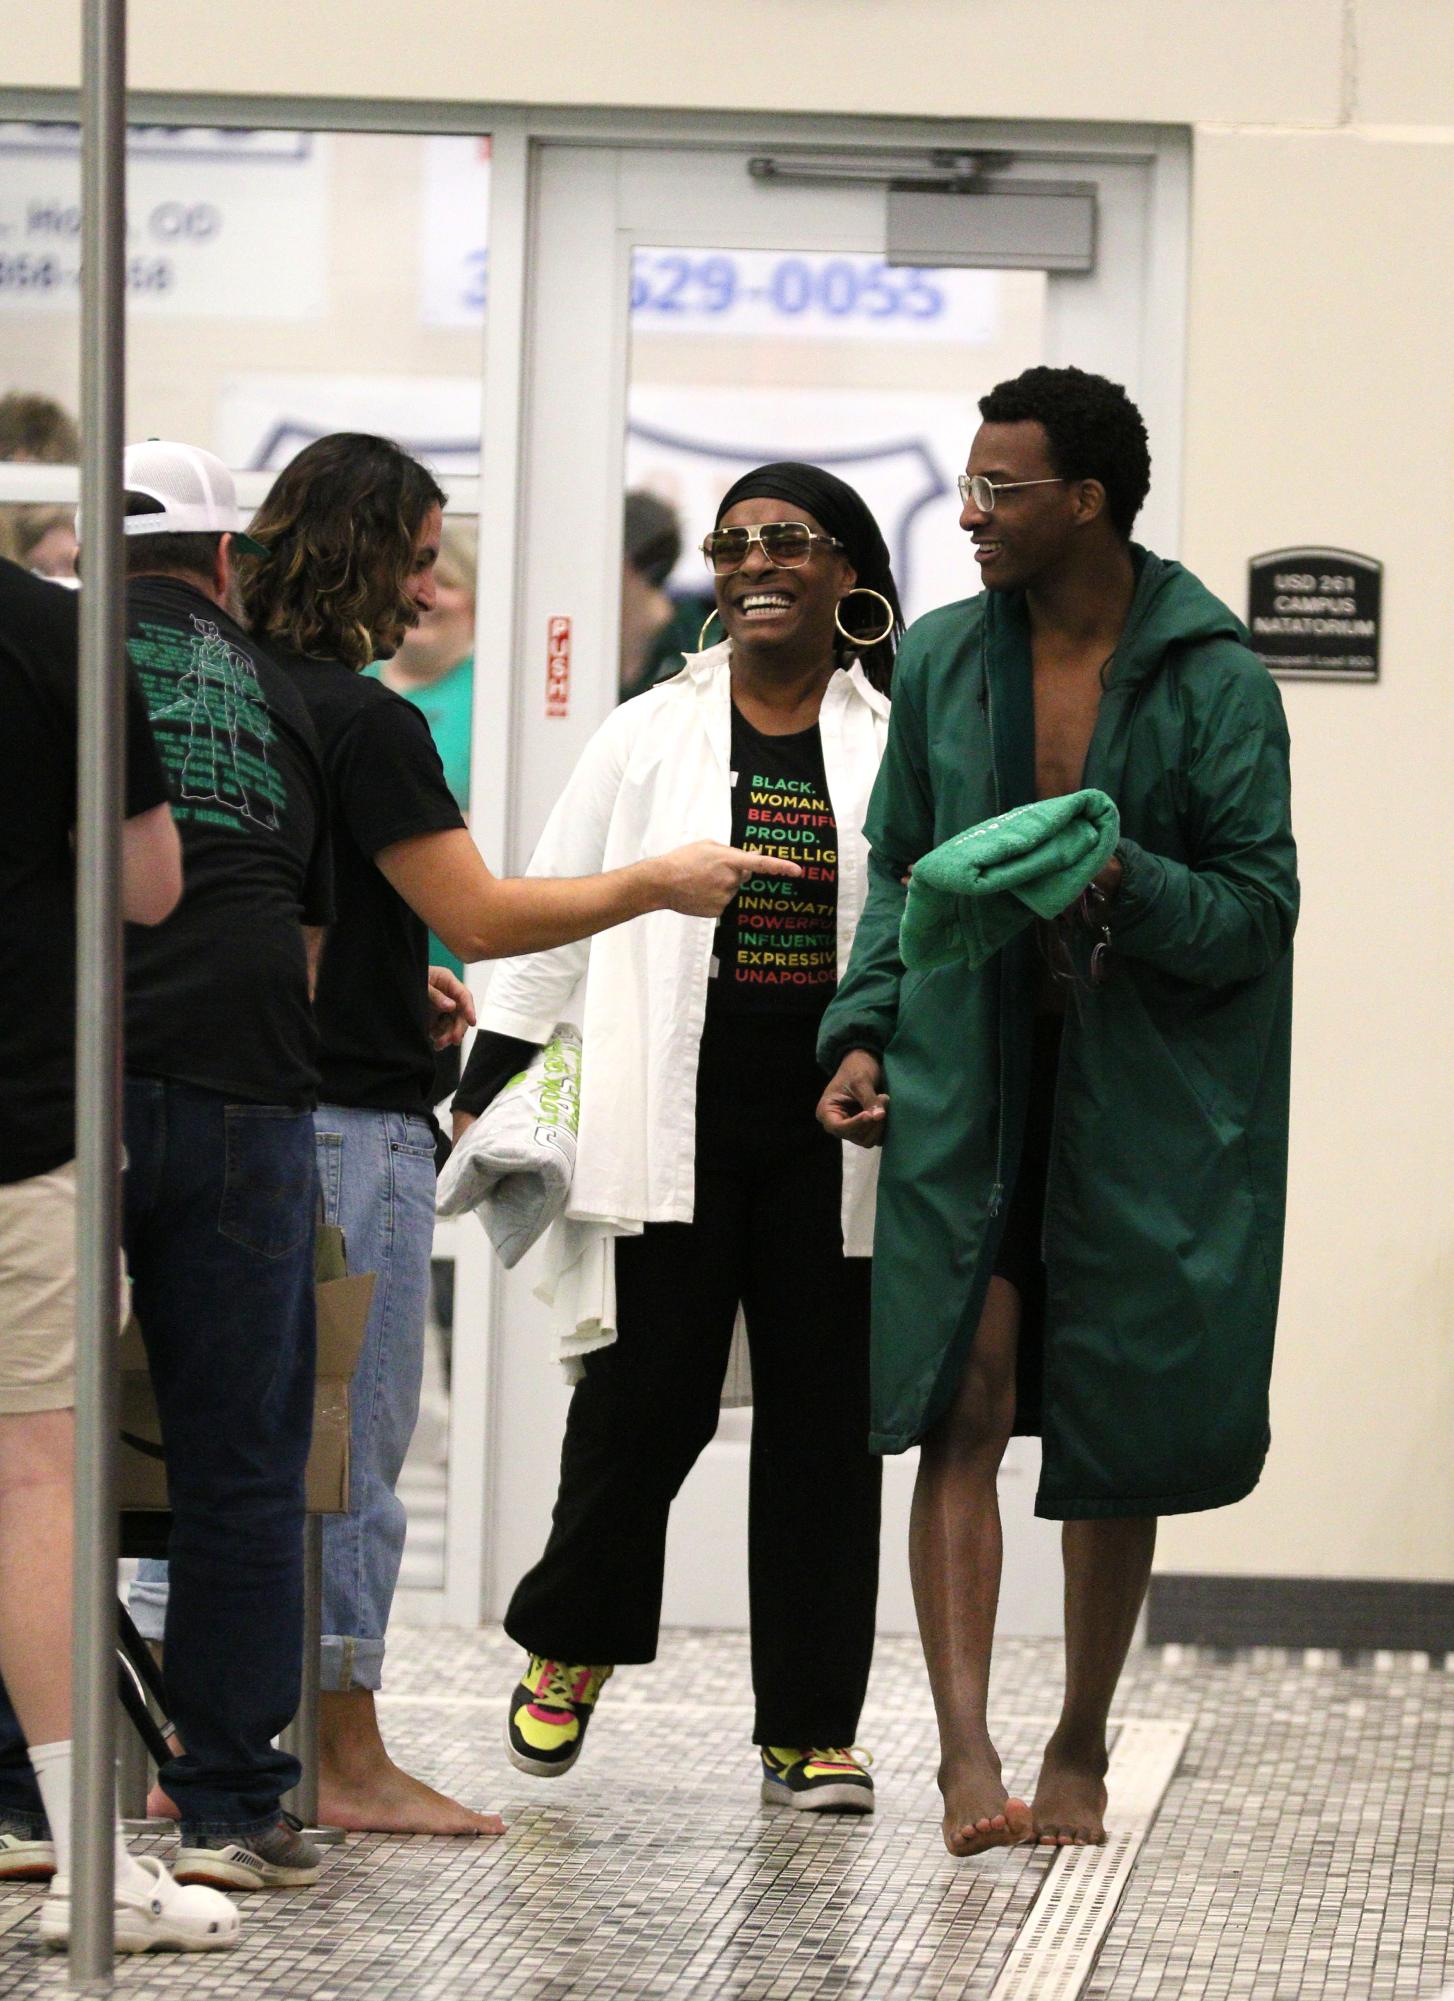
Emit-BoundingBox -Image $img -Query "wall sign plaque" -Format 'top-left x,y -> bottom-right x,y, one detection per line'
1247,548 -> 1381,682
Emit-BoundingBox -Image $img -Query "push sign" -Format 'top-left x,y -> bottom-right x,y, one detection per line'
1247,548 -> 1381,683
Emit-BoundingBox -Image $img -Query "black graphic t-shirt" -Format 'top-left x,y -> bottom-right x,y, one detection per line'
123,577 -> 334,1107
710,705 -> 839,1018
275,651 -> 467,1118
1,561 -> 171,1183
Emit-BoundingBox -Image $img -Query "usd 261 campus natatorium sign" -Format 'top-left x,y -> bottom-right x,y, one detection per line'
1247,547 -> 1382,683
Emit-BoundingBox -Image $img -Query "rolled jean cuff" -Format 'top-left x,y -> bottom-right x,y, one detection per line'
179,1809 -> 289,1845
126,1572 -> 168,1644
320,1634 -> 385,1694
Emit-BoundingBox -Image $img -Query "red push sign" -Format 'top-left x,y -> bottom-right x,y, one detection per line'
546,616 -> 571,718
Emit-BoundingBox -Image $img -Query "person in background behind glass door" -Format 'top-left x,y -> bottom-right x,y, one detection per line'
367,518 -> 477,1112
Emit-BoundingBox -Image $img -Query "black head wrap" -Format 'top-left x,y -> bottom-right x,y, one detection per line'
714,460 -> 903,691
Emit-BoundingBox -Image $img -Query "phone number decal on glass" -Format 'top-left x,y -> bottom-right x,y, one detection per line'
629,251 -> 998,343
0,252 -> 175,296
436,242 -> 999,342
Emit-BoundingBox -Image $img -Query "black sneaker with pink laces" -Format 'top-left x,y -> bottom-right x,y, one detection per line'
760,1745 -> 875,1812
506,1656 -> 614,1777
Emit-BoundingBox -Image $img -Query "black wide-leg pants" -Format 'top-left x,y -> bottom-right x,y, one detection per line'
505,1011 -> 882,1747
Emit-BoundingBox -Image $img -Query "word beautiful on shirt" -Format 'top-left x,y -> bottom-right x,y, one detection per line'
734,767 -> 837,995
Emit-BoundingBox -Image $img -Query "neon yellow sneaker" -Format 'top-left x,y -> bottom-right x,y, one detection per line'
505,1657 -> 614,1777
760,1745 -> 875,1812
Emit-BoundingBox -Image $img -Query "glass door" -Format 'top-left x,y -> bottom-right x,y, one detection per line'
0,116 -> 494,1606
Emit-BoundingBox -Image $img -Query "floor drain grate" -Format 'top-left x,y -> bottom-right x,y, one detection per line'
987,1718 -> 1189,2001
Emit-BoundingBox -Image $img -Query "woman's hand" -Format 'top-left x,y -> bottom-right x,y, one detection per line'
817,1049 -> 890,1148
427,965 -> 477,1050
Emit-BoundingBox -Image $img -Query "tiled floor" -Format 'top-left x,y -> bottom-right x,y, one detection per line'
2,1627 -> 1451,1998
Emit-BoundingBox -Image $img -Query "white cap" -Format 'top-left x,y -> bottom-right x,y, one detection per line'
120,440 -> 267,554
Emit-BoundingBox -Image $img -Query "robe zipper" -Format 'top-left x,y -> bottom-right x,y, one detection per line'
1037,673 -> 1124,1261
985,639 -> 1007,1218
1040,1011 -> 1069,1263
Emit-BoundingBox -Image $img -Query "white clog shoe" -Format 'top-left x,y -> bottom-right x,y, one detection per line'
40,1855 -> 241,1952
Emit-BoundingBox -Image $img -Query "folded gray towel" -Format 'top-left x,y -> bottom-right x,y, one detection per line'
436,1025 -> 581,1268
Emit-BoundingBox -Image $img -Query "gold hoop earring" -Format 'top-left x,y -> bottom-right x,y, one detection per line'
833,587 -> 895,650
697,608 -> 724,651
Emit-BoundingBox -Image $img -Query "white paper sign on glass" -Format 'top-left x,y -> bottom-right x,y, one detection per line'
0,124 -> 329,319
419,136 -> 492,330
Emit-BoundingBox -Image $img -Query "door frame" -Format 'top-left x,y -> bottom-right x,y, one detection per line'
474,114 -> 1189,1632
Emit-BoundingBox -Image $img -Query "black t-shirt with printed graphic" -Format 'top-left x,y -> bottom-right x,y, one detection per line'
0,561 -> 172,1184
274,651 -> 467,1118
709,705 -> 839,1018
123,576 -> 335,1108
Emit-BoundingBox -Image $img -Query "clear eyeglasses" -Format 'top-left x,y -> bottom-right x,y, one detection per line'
701,522 -> 844,574
957,474 -> 1066,513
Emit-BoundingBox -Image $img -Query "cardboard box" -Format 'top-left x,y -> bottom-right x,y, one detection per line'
118,1263 -> 375,1517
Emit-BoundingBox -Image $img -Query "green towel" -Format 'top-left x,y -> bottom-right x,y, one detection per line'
900,788 -> 1120,972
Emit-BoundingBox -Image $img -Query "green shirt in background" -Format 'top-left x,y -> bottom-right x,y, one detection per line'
364,653 -> 475,977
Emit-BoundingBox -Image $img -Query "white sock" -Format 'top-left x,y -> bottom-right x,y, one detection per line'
28,1739 -> 72,1880
29,1738 -> 154,1898
114,1831 -> 154,1899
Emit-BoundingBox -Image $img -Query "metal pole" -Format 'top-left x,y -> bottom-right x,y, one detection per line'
114,1692 -> 148,1826
279,1517 -> 323,1831
71,0 -> 127,1982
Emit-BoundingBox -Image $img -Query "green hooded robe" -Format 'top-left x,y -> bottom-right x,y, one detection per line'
818,549 -> 1298,1518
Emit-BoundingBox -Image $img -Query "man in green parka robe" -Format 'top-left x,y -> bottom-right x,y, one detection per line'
817,367 -> 1297,1861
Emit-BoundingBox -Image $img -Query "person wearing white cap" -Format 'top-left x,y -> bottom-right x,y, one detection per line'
74,438 -> 337,1892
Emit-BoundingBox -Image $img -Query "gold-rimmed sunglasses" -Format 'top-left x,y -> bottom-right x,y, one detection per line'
701,521 -> 844,575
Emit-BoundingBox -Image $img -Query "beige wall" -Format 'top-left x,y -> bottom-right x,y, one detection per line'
1159,124 -> 1454,1582
2,0 -> 1347,124
5,3 -> 1454,1586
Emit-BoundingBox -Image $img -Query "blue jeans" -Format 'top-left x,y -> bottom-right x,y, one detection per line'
0,1080 -> 317,1840
133,1105 -> 436,1694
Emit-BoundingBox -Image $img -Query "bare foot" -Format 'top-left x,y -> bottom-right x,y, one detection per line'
147,1760 -> 501,1839
1031,1731 -> 1109,1846
318,1688 -> 503,1836
317,1759 -> 504,1836
939,1745 -> 1033,1858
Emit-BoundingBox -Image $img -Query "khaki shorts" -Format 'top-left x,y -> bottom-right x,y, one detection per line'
0,1160 -> 78,1413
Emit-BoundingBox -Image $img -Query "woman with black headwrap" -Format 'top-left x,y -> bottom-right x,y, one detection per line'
452,463 -> 903,1811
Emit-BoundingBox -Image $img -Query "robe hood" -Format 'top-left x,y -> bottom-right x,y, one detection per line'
981,545 -> 1250,693
1110,547 -> 1251,686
